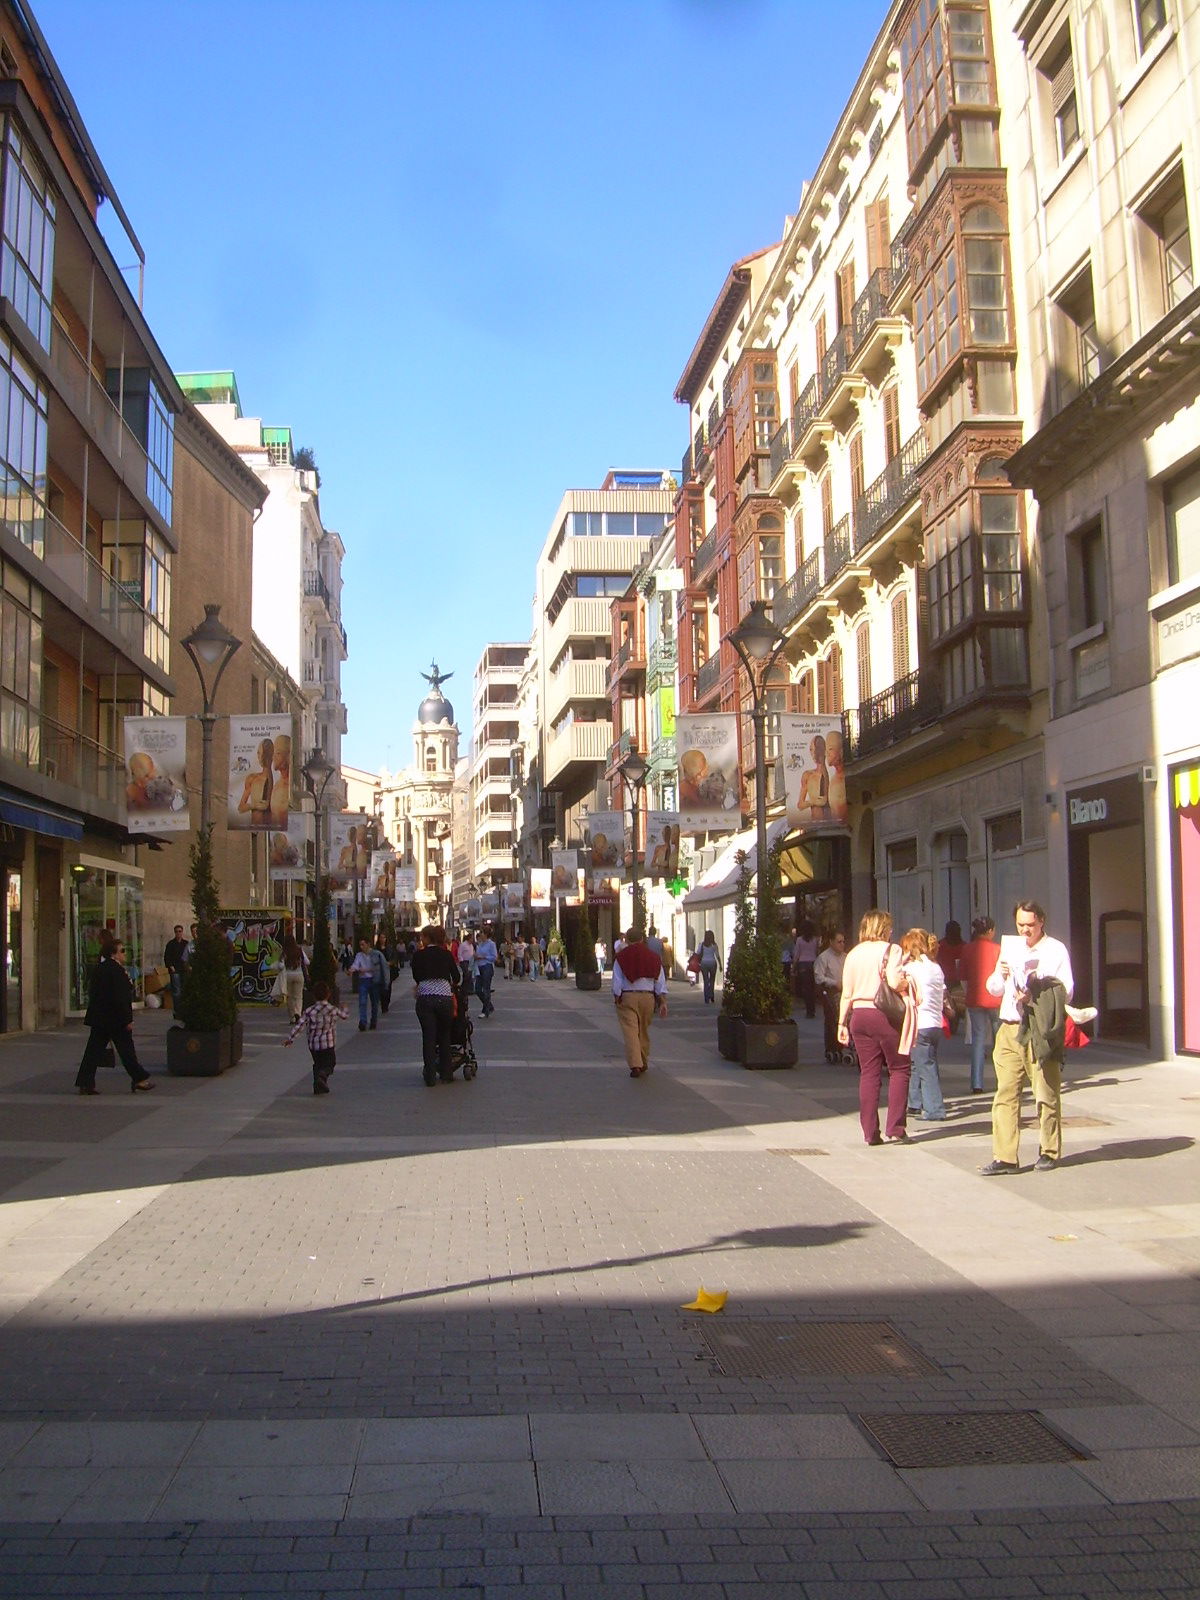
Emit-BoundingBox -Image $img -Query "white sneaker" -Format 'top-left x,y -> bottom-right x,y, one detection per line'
1066,1005 -> 1098,1024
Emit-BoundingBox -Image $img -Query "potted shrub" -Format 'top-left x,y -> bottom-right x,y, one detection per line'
306,879 -> 339,1006
719,844 -> 797,1069
167,828 -> 242,1076
573,904 -> 603,991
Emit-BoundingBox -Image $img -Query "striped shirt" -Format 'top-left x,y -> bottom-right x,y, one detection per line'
287,1001 -> 347,1051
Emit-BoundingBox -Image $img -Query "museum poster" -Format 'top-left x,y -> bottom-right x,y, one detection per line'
227,714 -> 293,832
676,713 -> 742,833
584,810 -> 626,875
781,713 -> 848,830
122,716 -> 189,832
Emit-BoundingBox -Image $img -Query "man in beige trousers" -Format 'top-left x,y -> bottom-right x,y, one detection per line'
611,928 -> 668,1078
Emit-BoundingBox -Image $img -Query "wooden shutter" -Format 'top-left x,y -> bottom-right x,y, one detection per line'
821,471 -> 834,536
837,261 -> 856,328
792,506 -> 804,568
849,432 -> 865,505
814,311 -> 827,365
788,361 -> 800,410
883,385 -> 901,462
857,623 -> 872,703
867,196 -> 891,275
798,669 -> 814,713
892,591 -> 910,680
820,643 -> 843,713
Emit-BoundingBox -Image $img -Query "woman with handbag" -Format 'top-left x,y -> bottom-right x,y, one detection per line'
75,933 -> 155,1096
837,909 -> 913,1145
279,930 -> 307,1024
410,925 -> 462,1085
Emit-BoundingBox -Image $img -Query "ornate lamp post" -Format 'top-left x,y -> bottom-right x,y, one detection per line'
618,747 -> 650,936
181,604 -> 242,834
301,746 -> 336,928
726,600 -> 788,929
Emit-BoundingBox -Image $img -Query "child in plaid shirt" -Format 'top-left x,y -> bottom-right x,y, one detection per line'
284,980 -> 348,1094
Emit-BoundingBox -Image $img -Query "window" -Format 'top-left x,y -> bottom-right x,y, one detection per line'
1072,522 -> 1109,629
818,644 -> 843,713
1161,192 -> 1194,309
1057,270 -> 1103,396
987,810 -> 1024,924
980,492 -> 1024,613
1134,0 -> 1167,53
963,206 -> 1010,345
914,225 -> 960,393
1138,175 -> 1194,319
901,0 -> 951,172
0,122 -> 55,352
836,261 -> 856,330
1166,462 -> 1200,586
927,499 -> 974,640
883,385 -> 901,462
0,333 -> 48,555
947,5 -> 991,105
856,623 -> 872,703
1044,39 -> 1080,161
797,669 -> 815,713
820,471 -> 834,536
866,196 -> 890,275
891,591 -> 910,680
849,431 -> 865,512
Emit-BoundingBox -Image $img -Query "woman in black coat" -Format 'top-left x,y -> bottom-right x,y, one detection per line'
75,936 -> 155,1095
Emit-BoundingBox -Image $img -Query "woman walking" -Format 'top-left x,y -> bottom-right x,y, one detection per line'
697,930 -> 722,1004
902,928 -> 947,1121
837,909 -> 912,1144
279,928 -> 307,1024
962,916 -> 1001,1093
75,934 -> 155,1095
410,925 -> 462,1085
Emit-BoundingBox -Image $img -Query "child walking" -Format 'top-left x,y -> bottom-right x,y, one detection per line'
284,980 -> 348,1095
902,928 -> 947,1121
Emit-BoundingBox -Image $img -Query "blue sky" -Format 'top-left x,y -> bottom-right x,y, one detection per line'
37,0 -> 884,771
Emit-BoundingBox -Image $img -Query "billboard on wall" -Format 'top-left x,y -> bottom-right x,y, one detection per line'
369,849 -> 396,901
584,811 -> 626,874
781,714 -> 847,830
227,715 -> 293,832
394,866 -> 417,908
676,713 -> 742,833
217,907 -> 288,1005
123,716 -> 189,832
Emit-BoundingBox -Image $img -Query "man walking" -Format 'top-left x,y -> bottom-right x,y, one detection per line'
474,929 -> 498,1016
350,938 -> 382,1031
980,900 -> 1074,1176
164,924 -> 188,1008
611,927 -> 668,1078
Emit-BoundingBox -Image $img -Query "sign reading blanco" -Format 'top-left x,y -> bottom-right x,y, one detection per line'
1069,796 -> 1108,826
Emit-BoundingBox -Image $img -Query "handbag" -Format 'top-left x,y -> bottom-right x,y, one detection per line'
873,946 -> 906,1030
269,970 -> 286,1006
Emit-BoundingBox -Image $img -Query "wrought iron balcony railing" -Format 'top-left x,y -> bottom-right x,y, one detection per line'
695,650 -> 722,700
772,548 -> 822,629
853,429 -> 928,552
823,515 -> 852,586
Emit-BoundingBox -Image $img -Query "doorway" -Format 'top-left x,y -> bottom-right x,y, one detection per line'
2,866 -> 21,1032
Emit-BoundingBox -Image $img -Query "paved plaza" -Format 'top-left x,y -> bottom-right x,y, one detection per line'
0,974 -> 1196,1597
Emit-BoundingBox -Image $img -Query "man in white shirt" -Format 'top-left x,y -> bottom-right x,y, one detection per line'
611,929 -> 668,1077
980,900 -> 1074,1176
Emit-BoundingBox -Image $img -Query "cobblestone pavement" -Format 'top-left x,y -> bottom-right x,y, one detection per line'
0,976 -> 1196,1596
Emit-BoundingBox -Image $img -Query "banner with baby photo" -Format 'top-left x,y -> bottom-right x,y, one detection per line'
227,715 -> 293,832
676,714 -> 742,834
268,814 -> 308,881
123,716 -> 189,832
781,713 -> 848,831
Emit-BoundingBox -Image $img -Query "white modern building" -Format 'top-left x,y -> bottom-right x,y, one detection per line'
469,643 -> 527,894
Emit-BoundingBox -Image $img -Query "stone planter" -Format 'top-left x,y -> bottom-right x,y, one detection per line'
716,1011 -> 743,1062
575,971 -> 603,991
167,1020 -> 244,1077
740,1017 -> 798,1069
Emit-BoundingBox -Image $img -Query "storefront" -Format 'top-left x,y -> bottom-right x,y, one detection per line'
1065,774 -> 1148,1044
1169,761 -> 1200,1056
778,830 -> 851,941
1,838 -> 21,1033
67,857 -> 145,1013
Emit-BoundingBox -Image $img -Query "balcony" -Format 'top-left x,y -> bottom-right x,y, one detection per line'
820,325 -> 868,428
546,596 -> 613,668
693,420 -> 712,478
649,732 -> 676,772
853,429 -> 927,553
303,568 -> 340,618
690,529 -> 718,582
609,632 -> 645,688
680,443 -> 693,486
694,650 -> 722,702
849,267 -> 906,376
772,548 -> 822,631
548,656 -> 610,721
608,726 -> 637,768
822,515 -> 853,591
888,233 -> 914,315
647,634 -> 677,687
41,714 -> 125,814
1,503 -> 167,676
845,667 -> 942,762
545,719 -> 614,784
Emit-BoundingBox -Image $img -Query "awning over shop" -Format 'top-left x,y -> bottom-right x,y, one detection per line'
0,788 -> 84,841
682,817 -> 789,911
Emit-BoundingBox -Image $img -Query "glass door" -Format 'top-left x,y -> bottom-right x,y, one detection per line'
2,868 -> 20,1032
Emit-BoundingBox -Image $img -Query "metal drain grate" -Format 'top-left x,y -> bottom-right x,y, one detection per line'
697,1320 -> 937,1379
766,1147 -> 829,1157
858,1410 -> 1086,1468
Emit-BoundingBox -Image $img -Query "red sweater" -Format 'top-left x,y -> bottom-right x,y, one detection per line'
614,941 -> 663,983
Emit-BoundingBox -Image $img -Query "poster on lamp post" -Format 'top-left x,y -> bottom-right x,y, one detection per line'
643,811 -> 681,877
781,713 -> 848,830
550,848 -> 578,897
585,810 -> 626,874
327,812 -> 371,891
122,716 -> 189,832
529,868 -> 552,908
369,848 -> 396,902
394,865 -> 417,912
268,814 -> 308,881
501,881 -> 525,920
226,714 -> 293,832
676,713 -> 742,833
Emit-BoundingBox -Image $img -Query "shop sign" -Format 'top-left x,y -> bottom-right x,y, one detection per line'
1158,596 -> 1200,671
1066,775 -> 1142,831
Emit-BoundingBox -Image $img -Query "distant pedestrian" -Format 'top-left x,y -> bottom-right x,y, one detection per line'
337,939 -> 355,973
612,927 -> 668,1077
284,980 -> 348,1095
75,934 -> 155,1096
837,910 -> 913,1145
814,931 -> 847,1061
595,939 -> 607,972
474,930 -> 498,1016
526,938 -> 542,980
902,928 -> 946,1121
938,920 -> 966,1033
697,930 -> 721,1004
962,917 -> 1001,1093
373,935 -> 393,1013
546,929 -> 566,978
980,901 -> 1074,1176
792,923 -> 818,1018
350,939 -> 382,1031
644,925 -> 665,963
280,929 -> 308,1024
164,924 -> 188,1008
457,932 -> 476,991
410,925 -> 462,1085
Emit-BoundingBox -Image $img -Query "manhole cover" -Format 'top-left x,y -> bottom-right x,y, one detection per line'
858,1410 -> 1086,1468
766,1147 -> 829,1156
698,1320 -> 936,1378
1061,1116 -> 1111,1127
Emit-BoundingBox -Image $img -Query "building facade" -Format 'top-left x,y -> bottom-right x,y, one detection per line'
469,643 -> 527,897
376,669 -> 459,928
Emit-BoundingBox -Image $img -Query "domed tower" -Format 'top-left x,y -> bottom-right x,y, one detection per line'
408,663 -> 459,922
413,661 -> 459,774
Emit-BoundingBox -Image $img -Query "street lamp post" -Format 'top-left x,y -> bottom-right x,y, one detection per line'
181,604 -> 242,835
726,600 -> 788,931
301,746 -> 336,936
618,748 -> 650,936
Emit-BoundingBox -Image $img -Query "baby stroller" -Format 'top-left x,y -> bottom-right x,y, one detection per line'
448,987 -> 478,1081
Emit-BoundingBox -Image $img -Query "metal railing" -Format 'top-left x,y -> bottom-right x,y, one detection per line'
769,420 -> 791,483
820,325 -> 852,394
707,396 -> 720,437
846,667 -> 942,760
772,548 -> 822,629
691,528 -> 717,578
48,326 -> 159,516
823,515 -> 852,585
613,636 -> 634,674
850,267 -> 895,353
889,234 -> 911,294
649,733 -> 676,769
303,568 -> 338,616
695,650 -> 722,699
680,444 -> 693,485
853,429 -> 928,552
39,713 -> 125,807
647,635 -> 677,682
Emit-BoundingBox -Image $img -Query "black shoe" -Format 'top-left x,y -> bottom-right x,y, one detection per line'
358,1023 -> 366,1032
313,1083 -> 330,1095
423,1071 -> 437,1086
980,1159 -> 1020,1176
369,1022 -> 377,1030
1034,1154 -> 1058,1171
77,1085 -> 99,1095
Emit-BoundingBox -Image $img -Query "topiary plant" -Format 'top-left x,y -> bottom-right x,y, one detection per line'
720,843 -> 791,1024
175,828 -> 237,1031
308,880 -> 338,995
573,905 -> 599,976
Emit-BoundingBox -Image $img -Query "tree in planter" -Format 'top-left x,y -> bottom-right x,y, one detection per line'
720,843 -> 791,1024
175,828 -> 237,1033
573,905 -> 599,977
308,881 -> 338,996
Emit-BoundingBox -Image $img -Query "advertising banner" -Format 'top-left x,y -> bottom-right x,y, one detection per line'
462,896 -> 483,925
590,872 -> 620,907
268,815 -> 308,880
550,848 -> 579,897
217,907 -> 289,1005
369,849 -> 396,901
394,865 -> 417,907
560,868 -> 585,906
585,810 -> 626,874
328,812 -> 371,891
781,713 -> 848,830
529,868 -> 552,908
501,881 -> 525,919
676,713 -> 742,833
643,811 -> 681,877
227,714 -> 293,832
123,716 -> 189,832
481,890 -> 500,919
